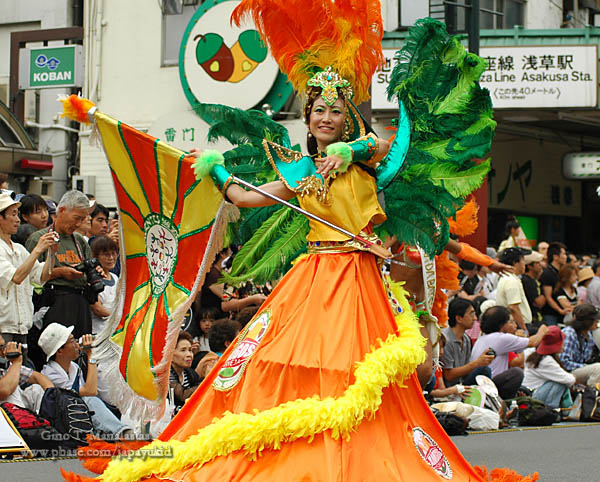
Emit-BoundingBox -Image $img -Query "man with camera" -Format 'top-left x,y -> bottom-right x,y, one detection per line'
26,190 -> 102,339
0,192 -> 57,363
0,336 -> 53,412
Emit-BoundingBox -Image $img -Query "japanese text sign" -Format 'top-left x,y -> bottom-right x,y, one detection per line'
479,45 -> 598,108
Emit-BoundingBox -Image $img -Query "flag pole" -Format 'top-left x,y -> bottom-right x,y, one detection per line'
232,176 -> 391,259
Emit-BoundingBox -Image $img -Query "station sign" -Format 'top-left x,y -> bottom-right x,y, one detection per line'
479,45 -> 598,109
19,45 -> 83,89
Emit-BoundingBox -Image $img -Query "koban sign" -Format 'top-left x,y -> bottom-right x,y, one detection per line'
19,45 -> 83,90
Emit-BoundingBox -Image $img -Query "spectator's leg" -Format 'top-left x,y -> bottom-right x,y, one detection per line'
83,395 -> 130,437
572,363 -> 600,387
462,366 -> 493,386
20,384 -> 45,413
532,381 -> 569,409
492,367 -> 524,400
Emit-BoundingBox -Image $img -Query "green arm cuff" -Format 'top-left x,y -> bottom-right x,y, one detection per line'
211,164 -> 235,195
347,135 -> 379,165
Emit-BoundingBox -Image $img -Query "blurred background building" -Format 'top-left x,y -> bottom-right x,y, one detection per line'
1,0 -> 600,252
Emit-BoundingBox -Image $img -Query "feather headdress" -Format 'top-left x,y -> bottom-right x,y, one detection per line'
231,0 -> 384,104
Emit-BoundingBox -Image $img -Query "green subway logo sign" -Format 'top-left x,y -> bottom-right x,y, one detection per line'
19,45 -> 83,90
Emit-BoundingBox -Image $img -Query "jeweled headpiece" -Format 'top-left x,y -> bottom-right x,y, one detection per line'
307,66 -> 353,106
232,0 -> 383,105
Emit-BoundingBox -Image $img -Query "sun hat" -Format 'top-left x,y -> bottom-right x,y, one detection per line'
0,192 -> 21,213
578,267 -> 594,285
38,323 -> 74,360
523,250 -> 543,265
536,325 -> 565,355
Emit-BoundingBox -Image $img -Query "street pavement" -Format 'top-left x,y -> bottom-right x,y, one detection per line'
2,423 -> 599,481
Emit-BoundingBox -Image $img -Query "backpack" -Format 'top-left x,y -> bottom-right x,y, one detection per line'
579,384 -> 600,422
514,396 -> 557,426
0,402 -> 63,451
38,387 -> 94,448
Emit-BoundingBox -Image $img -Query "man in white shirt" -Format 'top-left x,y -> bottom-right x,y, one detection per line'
495,247 -> 532,332
0,193 -> 56,363
39,323 -> 131,438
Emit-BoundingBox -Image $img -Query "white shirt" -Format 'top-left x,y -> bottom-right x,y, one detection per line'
0,238 -> 45,334
41,360 -> 82,391
91,273 -> 119,334
495,273 -> 532,325
523,347 -> 576,390
471,332 -> 530,377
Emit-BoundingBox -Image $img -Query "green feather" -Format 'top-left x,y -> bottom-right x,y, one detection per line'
402,159 -> 490,198
228,207 -> 295,276
222,214 -> 309,286
433,53 -> 487,116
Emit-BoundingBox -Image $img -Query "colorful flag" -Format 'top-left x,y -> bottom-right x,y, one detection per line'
92,111 -> 229,414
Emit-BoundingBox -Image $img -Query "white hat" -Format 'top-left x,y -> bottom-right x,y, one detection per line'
523,250 -> 544,264
479,299 -> 497,316
0,192 -> 21,213
38,323 -> 74,360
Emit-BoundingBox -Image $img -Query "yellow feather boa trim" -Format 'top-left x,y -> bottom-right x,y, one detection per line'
99,279 -> 426,482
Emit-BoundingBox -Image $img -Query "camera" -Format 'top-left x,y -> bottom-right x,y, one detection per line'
486,348 -> 496,356
74,258 -> 105,295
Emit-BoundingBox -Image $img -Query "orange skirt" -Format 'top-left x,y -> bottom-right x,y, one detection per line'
68,252 -> 537,482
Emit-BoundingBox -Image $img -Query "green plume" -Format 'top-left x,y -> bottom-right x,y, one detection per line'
222,213 -> 309,286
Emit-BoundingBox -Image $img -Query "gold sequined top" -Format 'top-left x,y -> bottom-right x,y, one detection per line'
299,165 -> 386,242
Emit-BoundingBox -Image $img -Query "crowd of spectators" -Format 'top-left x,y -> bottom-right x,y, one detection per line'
427,217 -> 600,430
1,184 -> 600,442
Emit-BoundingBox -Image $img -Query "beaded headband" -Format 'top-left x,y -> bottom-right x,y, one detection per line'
306,66 -> 353,106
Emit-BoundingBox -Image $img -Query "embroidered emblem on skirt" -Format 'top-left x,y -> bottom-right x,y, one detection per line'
412,427 -> 453,479
213,309 -> 272,391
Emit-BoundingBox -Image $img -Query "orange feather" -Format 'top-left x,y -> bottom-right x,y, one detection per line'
231,0 -> 383,104
448,199 -> 479,237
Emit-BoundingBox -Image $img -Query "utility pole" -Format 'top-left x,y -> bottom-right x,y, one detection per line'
468,0 -> 480,55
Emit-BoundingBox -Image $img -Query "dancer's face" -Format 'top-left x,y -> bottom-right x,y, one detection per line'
308,96 -> 345,151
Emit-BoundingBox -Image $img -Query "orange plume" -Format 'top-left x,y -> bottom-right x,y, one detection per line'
231,0 -> 383,104
431,251 -> 460,327
448,199 -> 479,237
59,94 -> 96,124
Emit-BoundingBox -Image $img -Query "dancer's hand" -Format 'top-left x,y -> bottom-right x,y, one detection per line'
316,155 -> 345,178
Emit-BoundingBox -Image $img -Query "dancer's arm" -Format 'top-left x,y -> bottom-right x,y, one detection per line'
190,148 -> 295,207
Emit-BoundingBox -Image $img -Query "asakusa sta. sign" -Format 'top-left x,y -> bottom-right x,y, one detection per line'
478,45 -> 598,108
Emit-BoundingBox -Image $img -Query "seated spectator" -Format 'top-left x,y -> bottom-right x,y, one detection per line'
553,265 -> 579,324
577,266 -> 594,303
441,298 -> 493,388
39,323 -> 131,438
169,331 -> 202,411
0,336 -> 53,412
195,319 -> 241,379
540,242 -> 568,325
520,250 -> 545,326
429,333 -> 473,400
187,307 -> 216,353
498,219 -> 521,252
495,247 -> 532,332
89,236 -> 120,335
471,306 -> 548,399
221,282 -> 267,315
457,260 -> 483,301
558,304 -> 600,387
233,305 -> 260,329
12,194 -> 48,245
523,326 -> 575,409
